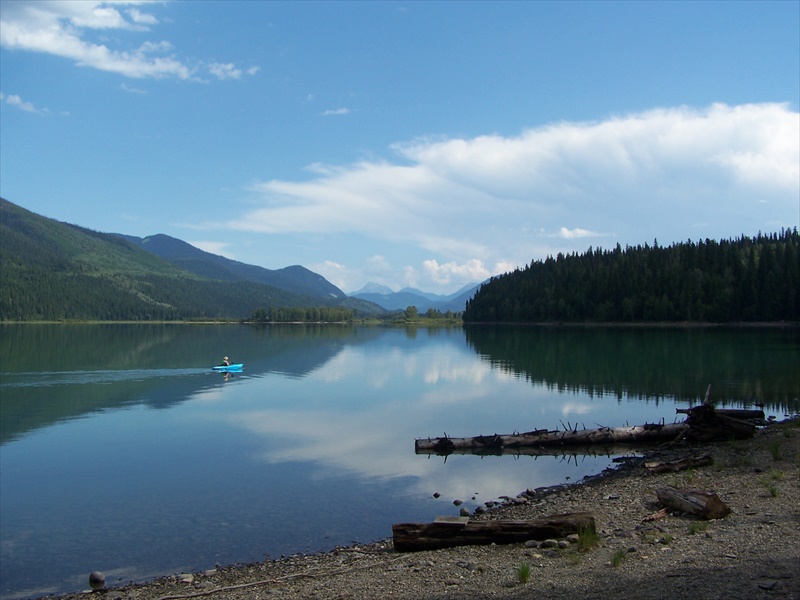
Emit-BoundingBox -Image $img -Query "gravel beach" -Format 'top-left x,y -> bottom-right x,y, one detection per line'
50,419 -> 798,600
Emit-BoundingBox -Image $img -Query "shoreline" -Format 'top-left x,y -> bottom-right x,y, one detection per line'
44,419 -> 799,600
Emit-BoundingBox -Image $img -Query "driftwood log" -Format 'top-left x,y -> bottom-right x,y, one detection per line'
655,486 -> 731,519
392,512 -> 595,552
676,408 -> 765,420
415,385 -> 756,455
415,423 -> 689,454
681,403 -> 757,442
416,444 -> 654,458
644,454 -> 713,473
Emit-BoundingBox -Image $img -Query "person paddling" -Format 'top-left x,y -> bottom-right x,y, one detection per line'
221,356 -> 230,366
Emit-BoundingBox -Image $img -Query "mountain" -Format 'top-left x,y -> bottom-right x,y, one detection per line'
351,282 -> 395,295
0,198 -> 383,321
349,281 -> 483,313
120,233 -> 346,300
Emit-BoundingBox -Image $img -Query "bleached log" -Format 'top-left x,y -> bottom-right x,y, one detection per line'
655,486 -> 731,519
675,408 -> 765,420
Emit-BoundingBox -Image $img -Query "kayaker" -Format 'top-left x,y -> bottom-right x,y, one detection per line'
221,356 -> 230,366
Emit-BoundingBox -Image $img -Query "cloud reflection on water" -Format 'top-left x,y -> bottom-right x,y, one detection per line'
211,340 -> 628,504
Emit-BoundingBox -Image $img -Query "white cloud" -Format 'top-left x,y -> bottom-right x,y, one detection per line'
209,102 -> 798,292
422,259 -> 490,286
309,260 -> 350,291
208,62 -> 242,80
188,240 -> 234,258
558,227 -> 601,239
321,107 -> 350,116
0,1 -> 249,82
120,82 -> 146,94
1,91 -> 45,113
126,7 -> 158,26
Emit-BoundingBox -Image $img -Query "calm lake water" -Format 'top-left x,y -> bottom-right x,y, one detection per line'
1,324 -> 798,599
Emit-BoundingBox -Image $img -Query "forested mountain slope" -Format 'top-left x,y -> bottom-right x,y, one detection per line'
464,230 -> 800,323
120,233 -> 346,300
0,198 -> 381,321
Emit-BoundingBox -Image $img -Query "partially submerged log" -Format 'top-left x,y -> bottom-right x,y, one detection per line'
415,423 -> 689,454
416,384 -> 756,455
644,454 -> 713,473
417,443 -> 653,458
392,512 -> 595,552
655,486 -> 731,519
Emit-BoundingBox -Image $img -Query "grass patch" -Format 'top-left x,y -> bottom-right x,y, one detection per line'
768,440 -> 783,461
516,562 -> 531,584
767,468 -> 785,481
688,521 -> 709,535
760,469 -> 784,497
611,548 -> 627,568
576,527 -> 601,553
566,552 -> 583,565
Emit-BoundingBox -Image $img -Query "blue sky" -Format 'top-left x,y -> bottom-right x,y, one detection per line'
1,1 -> 798,295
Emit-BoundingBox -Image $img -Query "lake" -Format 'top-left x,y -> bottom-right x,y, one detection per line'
1,324 -> 798,599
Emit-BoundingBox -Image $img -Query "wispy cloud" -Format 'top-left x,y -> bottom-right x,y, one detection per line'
321,107 -> 351,116
120,82 -> 147,94
188,240 -> 234,259
209,103 -> 800,291
0,1 -> 256,81
208,62 -> 241,80
1,91 -> 46,114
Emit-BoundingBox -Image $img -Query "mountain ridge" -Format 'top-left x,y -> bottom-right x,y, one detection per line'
119,233 -> 347,300
0,198 -> 382,321
349,281 -> 482,313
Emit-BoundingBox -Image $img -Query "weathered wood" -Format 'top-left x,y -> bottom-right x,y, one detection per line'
683,403 -> 756,442
416,385 -> 758,455
644,454 -> 713,473
415,423 -> 689,454
417,444 -> 653,458
655,486 -> 731,519
392,512 -> 595,552
675,408 -> 765,420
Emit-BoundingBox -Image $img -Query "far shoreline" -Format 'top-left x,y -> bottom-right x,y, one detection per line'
1,319 -> 798,328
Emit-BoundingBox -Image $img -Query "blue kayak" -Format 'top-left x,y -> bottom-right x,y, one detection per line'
212,363 -> 243,371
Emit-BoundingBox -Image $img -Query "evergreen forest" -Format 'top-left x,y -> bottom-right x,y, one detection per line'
463,230 -> 800,323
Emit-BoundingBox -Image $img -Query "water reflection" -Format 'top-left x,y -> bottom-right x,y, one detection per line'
1,324 -> 798,600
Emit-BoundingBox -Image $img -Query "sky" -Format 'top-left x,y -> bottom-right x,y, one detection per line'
1,1 -> 798,295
